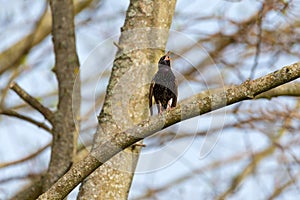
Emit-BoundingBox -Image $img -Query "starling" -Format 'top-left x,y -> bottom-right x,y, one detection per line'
149,52 -> 178,115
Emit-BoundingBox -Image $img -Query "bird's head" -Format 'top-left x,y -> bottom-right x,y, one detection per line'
158,51 -> 171,67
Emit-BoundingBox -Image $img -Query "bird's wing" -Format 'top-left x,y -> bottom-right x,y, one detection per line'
149,81 -> 155,115
171,78 -> 178,107
171,94 -> 177,107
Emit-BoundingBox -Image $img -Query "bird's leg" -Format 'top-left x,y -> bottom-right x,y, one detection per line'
156,104 -> 160,115
132,142 -> 147,148
159,102 -> 163,115
167,99 -> 173,111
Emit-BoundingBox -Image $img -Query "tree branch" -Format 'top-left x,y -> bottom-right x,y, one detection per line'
134,151 -> 250,200
10,82 -> 54,122
0,143 -> 50,169
37,61 -> 300,199
0,109 -> 51,133
11,177 -> 44,200
10,146 -> 89,200
267,171 -> 300,200
216,100 -> 299,199
42,0 -> 81,192
0,0 -> 94,75
255,82 -> 300,99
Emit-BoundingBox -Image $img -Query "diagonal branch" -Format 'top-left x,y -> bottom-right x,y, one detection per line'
217,144 -> 276,200
0,0 -> 94,75
216,100 -> 299,199
249,2 -> 264,79
255,82 -> 300,99
134,151 -> 250,200
0,109 -> 51,132
37,61 -> 300,200
0,143 -> 50,168
267,171 -> 300,200
10,82 -> 54,122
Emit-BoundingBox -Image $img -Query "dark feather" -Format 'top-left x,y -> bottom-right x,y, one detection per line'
149,81 -> 155,115
149,53 -> 178,115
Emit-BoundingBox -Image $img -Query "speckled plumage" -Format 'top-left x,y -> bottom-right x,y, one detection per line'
149,53 -> 178,115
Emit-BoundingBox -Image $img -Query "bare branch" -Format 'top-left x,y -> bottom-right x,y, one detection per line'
0,68 -> 22,107
249,2 -> 264,79
10,82 -> 54,122
0,0 -> 94,75
42,0 -> 81,192
216,144 -> 276,200
11,177 -> 44,200
0,143 -> 50,169
0,109 -> 52,133
0,173 -> 43,185
216,99 -> 299,199
255,82 -> 300,99
10,146 -> 89,200
134,151 -> 250,200
37,62 -> 300,200
267,171 -> 300,200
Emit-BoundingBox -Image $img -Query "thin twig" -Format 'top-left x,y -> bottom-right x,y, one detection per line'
0,172 -> 43,184
0,68 -> 22,108
113,41 -> 124,51
0,0 -> 94,75
10,82 -> 54,122
0,143 -> 50,168
216,100 -> 300,200
249,3 -> 264,79
133,151 -> 249,200
267,171 -> 300,200
0,109 -> 52,133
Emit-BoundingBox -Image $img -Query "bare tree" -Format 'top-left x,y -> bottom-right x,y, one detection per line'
1,0 -> 300,200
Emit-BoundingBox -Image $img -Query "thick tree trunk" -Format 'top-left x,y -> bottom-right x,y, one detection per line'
77,0 -> 177,199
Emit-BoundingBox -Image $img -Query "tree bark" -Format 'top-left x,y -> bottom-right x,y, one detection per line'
43,0 -> 80,191
77,0 -> 177,199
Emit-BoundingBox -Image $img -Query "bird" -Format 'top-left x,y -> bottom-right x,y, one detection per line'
149,51 -> 178,115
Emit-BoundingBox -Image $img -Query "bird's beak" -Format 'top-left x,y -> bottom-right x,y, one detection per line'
164,51 -> 171,61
